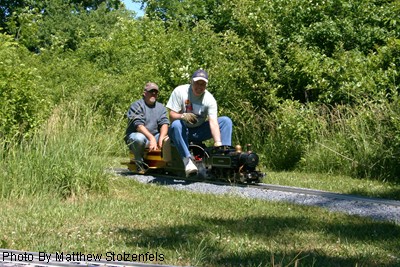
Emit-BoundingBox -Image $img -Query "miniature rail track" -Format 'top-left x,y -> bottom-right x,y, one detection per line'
0,249 -> 175,267
112,168 -> 400,208
252,183 -> 400,207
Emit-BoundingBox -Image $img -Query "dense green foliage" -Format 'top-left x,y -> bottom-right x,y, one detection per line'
1,0 -> 399,197
0,33 -> 50,141
0,0 -> 123,36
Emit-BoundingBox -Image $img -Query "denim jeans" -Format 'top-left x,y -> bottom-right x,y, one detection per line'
168,116 -> 233,158
126,132 -> 161,161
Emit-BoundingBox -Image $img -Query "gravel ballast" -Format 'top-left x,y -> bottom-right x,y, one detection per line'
129,175 -> 400,225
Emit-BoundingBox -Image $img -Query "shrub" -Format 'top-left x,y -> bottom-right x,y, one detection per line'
0,33 -> 50,141
262,100 -> 317,170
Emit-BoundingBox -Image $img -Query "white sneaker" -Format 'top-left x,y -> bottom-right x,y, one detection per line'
185,158 -> 198,177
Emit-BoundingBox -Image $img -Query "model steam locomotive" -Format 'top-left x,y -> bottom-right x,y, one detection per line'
122,138 -> 264,183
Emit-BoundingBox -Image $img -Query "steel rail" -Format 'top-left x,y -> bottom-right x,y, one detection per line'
112,168 -> 400,208
251,183 -> 400,207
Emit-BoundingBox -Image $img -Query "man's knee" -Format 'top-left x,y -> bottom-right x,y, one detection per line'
219,116 -> 233,128
127,132 -> 147,145
169,120 -> 185,134
170,120 -> 183,128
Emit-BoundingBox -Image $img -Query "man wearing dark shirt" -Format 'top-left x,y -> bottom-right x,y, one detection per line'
125,82 -> 169,171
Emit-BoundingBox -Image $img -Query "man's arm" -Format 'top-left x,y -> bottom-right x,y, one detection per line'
209,117 -> 222,146
169,109 -> 198,125
158,124 -> 169,148
136,125 -> 158,151
169,110 -> 183,122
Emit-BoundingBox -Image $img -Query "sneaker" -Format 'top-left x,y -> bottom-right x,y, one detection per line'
135,163 -> 146,174
185,158 -> 198,177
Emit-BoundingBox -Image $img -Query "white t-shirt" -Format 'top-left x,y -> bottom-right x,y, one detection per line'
166,84 -> 218,128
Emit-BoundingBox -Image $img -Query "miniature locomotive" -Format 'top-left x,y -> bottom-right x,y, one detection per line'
122,138 -> 264,183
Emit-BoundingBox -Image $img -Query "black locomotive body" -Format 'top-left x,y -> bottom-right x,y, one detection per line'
190,144 -> 263,183
123,138 -> 264,183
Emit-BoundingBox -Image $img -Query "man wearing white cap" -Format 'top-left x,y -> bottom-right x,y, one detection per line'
166,69 -> 233,177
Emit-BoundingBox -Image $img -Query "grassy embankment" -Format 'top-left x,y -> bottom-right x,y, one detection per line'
0,104 -> 399,266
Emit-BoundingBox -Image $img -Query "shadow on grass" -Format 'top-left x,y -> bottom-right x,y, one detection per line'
115,214 -> 400,266
211,249 -> 381,267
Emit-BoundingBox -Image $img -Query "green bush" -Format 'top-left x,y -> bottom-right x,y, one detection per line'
1,0 -> 400,185
0,33 -> 50,141
262,100 -> 317,170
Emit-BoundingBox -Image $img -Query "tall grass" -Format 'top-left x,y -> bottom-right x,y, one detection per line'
230,98 -> 400,182
257,99 -> 399,182
298,101 -> 400,182
262,100 -> 319,171
0,102 -> 119,199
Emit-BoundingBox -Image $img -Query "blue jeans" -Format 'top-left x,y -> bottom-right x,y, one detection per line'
168,116 -> 233,158
126,132 -> 161,161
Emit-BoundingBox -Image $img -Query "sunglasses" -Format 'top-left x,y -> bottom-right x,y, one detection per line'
147,89 -> 159,94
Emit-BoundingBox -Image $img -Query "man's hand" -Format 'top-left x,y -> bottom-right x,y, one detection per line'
148,138 -> 158,151
214,141 -> 222,147
181,113 -> 198,124
158,136 -> 168,149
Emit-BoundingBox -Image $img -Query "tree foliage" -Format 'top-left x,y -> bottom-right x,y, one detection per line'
0,33 -> 49,141
3,0 -> 125,52
0,0 -> 123,33
140,0 -> 399,105
1,0 -> 400,180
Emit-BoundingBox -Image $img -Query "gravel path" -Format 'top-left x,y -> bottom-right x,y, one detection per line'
129,174 -> 400,225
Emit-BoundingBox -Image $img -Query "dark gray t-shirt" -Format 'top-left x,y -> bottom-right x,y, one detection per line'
125,98 -> 169,139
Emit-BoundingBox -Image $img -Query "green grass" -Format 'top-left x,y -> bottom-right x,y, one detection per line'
0,178 -> 399,266
0,103 -> 116,198
1,103 -> 400,266
264,171 -> 400,200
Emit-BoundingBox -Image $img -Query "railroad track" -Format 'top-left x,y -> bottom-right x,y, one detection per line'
249,183 -> 400,207
2,172 -> 398,267
112,168 -> 400,208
